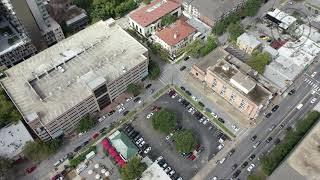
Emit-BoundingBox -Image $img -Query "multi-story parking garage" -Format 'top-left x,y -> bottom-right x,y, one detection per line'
1,19 -> 149,141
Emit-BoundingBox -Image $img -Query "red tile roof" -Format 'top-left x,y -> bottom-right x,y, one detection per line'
130,0 -> 181,27
156,20 -> 196,46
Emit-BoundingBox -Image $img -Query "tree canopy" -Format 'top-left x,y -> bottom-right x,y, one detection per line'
184,37 -> 217,58
23,139 -> 61,161
161,14 -> 177,26
148,60 -> 160,80
212,0 -> 262,35
173,129 -> 197,153
0,156 -> 13,180
247,52 -> 271,74
120,157 -> 147,180
0,89 -> 21,128
74,0 -> 137,23
227,23 -> 244,41
76,116 -> 96,133
126,83 -> 142,96
152,109 -> 177,134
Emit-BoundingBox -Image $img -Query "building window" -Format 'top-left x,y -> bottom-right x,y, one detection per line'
212,79 -> 217,88
229,93 -> 236,103
239,100 -> 246,110
316,10 -> 319,14
220,89 -> 225,96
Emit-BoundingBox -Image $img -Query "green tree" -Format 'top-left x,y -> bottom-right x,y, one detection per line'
0,156 -> 13,180
161,14 -> 177,26
148,60 -> 160,80
126,83 -> 142,96
247,52 -> 271,74
227,23 -> 244,41
23,139 -> 61,161
173,129 -> 197,153
0,89 -> 21,128
185,39 -> 203,58
120,157 -> 147,180
76,116 -> 96,133
152,109 -> 177,134
143,0 -> 151,4
199,36 -> 218,57
241,0 -> 262,17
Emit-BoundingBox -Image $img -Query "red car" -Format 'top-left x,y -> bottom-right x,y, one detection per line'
51,173 -> 63,180
25,165 -> 36,174
92,133 -> 99,139
188,154 -> 196,161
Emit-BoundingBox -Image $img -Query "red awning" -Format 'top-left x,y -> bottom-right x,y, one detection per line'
101,139 -> 111,150
118,159 -> 126,168
115,155 -> 122,162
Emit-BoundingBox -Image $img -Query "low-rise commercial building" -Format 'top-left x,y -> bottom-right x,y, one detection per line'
265,8 -> 297,30
108,130 -> 138,161
129,0 -> 181,37
264,33 -> 320,89
191,49 -> 272,120
154,19 -> 196,56
0,121 -> 34,160
237,33 -> 261,54
1,19 -> 149,141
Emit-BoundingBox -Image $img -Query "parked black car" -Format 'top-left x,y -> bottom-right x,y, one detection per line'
241,161 -> 248,168
228,149 -> 235,156
266,137 -> 273,143
231,164 -> 238,170
249,154 -> 256,161
133,97 -> 141,102
180,86 -> 186,91
184,56 -> 190,61
251,135 -> 257,141
272,105 -> 279,112
218,118 -> 225,124
232,170 -> 241,178
123,110 -> 129,116
145,84 -> 152,89
185,90 -> 192,96
265,112 -> 272,118
288,89 -> 295,95
180,66 -> 186,71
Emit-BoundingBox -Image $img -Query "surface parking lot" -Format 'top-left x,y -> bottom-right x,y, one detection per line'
129,91 -> 229,179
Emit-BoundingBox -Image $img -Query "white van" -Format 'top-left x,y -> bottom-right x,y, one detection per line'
296,103 -> 303,110
219,157 -> 226,164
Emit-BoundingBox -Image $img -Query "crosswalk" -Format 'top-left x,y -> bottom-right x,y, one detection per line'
304,77 -> 320,92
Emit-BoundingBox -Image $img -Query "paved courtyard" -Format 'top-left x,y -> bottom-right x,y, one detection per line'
131,93 -> 224,179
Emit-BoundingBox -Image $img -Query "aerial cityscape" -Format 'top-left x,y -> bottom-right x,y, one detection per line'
0,0 -> 319,180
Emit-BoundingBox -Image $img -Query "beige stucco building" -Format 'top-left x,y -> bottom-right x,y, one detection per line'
236,33 -> 261,54
1,19 -> 149,141
191,48 -> 272,120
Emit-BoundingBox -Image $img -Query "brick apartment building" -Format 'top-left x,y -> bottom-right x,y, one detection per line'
191,48 -> 272,120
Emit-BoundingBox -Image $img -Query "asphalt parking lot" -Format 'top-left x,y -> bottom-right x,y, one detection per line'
131,92 -> 226,179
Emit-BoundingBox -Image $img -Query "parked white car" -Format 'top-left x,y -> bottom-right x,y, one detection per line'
118,107 -> 125,113
188,107 -> 194,113
192,96 -> 198,101
171,93 -> 178,98
126,97 -> 133,102
211,112 -> 218,118
144,147 -> 151,154
311,98 -> 317,104
217,144 -> 224,150
247,163 -> 255,172
146,112 -> 154,119
232,125 -> 239,132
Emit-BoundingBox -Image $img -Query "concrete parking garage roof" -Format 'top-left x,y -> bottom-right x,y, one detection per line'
1,19 -> 148,125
